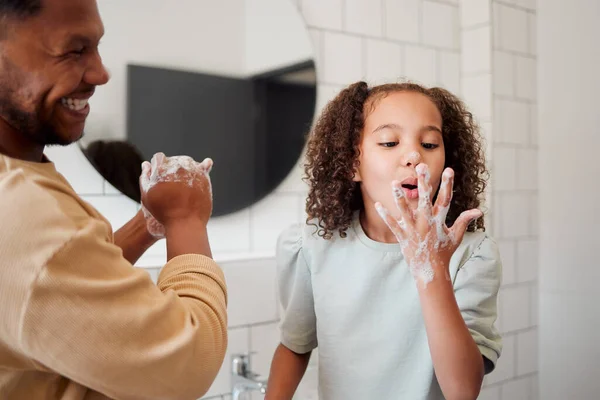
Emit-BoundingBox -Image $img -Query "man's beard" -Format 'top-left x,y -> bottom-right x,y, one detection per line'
0,97 -> 78,146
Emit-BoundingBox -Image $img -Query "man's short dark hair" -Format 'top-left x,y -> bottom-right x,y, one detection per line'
0,0 -> 42,20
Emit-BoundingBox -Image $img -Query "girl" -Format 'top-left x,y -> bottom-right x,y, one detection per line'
265,81 -> 502,400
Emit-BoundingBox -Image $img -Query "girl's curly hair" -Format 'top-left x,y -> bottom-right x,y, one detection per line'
304,81 -> 489,239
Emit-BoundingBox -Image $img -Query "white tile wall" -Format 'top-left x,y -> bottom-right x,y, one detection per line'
307,28 -> 324,78
529,284 -> 538,326
423,1 -> 460,49
493,3 -> 529,54
315,84 -> 345,114
486,334 -> 515,384
498,193 -> 530,238
344,0 -> 384,37
462,74 -> 493,121
385,0 -> 420,43
500,285 -> 530,332
529,104 -> 537,146
530,375 -> 538,400
300,0 -> 343,30
492,146 -> 517,191
487,2 -> 538,396
494,99 -> 530,145
221,258 -> 278,327
493,50 -> 514,97
322,32 -> 364,84
249,194 -> 302,252
516,148 -> 537,190
515,56 -> 536,100
501,376 -> 532,400
527,14 -> 536,56
496,240 -> 516,285
437,50 -> 461,93
207,209 -> 252,254
516,239 -> 538,283
516,328 -> 538,375
460,0 -> 490,27
404,45 -> 437,86
478,385 -> 501,400
461,26 -> 491,74
528,193 -> 538,236
47,1 -> 539,399
365,39 -> 404,84
249,323 -> 281,378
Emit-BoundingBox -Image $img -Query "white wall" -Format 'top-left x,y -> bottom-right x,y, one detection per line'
463,1 -> 540,399
244,0 -> 313,75
538,0 -> 600,399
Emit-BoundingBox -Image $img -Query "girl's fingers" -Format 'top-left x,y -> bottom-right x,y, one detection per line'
392,180 -> 416,229
375,202 -> 407,242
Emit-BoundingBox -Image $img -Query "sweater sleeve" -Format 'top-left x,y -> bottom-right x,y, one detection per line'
5,173 -> 228,400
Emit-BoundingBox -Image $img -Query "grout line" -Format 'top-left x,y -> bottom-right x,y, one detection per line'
493,94 -> 536,104
462,70 -> 493,78
491,46 -> 537,59
500,281 -> 537,291
484,371 -> 538,389
462,22 -> 492,31
492,142 -> 539,150
228,319 -> 280,331
341,0 -> 346,31
418,0 -> 424,44
308,27 -> 459,53
492,188 -> 538,195
435,50 -> 441,87
530,283 -> 538,326
494,0 -> 536,14
513,327 -> 520,377
380,0 -> 386,38
424,0 -> 460,8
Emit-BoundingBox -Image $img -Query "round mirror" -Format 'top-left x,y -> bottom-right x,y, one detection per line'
81,0 -> 316,217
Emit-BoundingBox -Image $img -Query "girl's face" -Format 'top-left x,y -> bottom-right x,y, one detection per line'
355,91 -> 446,214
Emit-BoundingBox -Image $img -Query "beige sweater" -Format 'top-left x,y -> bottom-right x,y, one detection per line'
0,154 -> 228,400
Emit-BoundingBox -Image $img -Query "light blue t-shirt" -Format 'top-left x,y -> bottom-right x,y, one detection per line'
276,212 -> 502,400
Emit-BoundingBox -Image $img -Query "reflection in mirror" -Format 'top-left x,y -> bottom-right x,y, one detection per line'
80,0 -> 317,217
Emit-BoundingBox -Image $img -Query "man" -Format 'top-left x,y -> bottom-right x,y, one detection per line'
0,1 -> 227,399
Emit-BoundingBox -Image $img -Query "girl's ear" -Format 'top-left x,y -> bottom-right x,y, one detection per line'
352,169 -> 362,182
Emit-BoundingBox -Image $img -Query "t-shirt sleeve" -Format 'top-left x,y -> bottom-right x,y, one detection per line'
453,235 -> 503,374
276,224 -> 318,354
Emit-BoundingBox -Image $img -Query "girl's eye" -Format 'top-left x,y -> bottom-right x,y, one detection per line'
379,142 -> 398,148
422,143 -> 439,150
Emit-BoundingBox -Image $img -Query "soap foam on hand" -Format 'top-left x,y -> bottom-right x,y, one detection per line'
139,153 -> 214,238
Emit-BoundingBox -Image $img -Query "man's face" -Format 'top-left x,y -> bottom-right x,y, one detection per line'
0,0 -> 109,146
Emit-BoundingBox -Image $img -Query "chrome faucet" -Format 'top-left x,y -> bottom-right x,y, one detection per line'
231,353 -> 268,400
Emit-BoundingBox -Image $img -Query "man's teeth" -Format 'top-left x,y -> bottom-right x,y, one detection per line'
61,97 -> 88,111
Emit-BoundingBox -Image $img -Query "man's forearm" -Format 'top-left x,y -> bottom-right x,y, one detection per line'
113,210 -> 158,264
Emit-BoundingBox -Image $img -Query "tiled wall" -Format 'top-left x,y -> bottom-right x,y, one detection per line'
463,1 -> 539,399
47,1 -> 539,399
